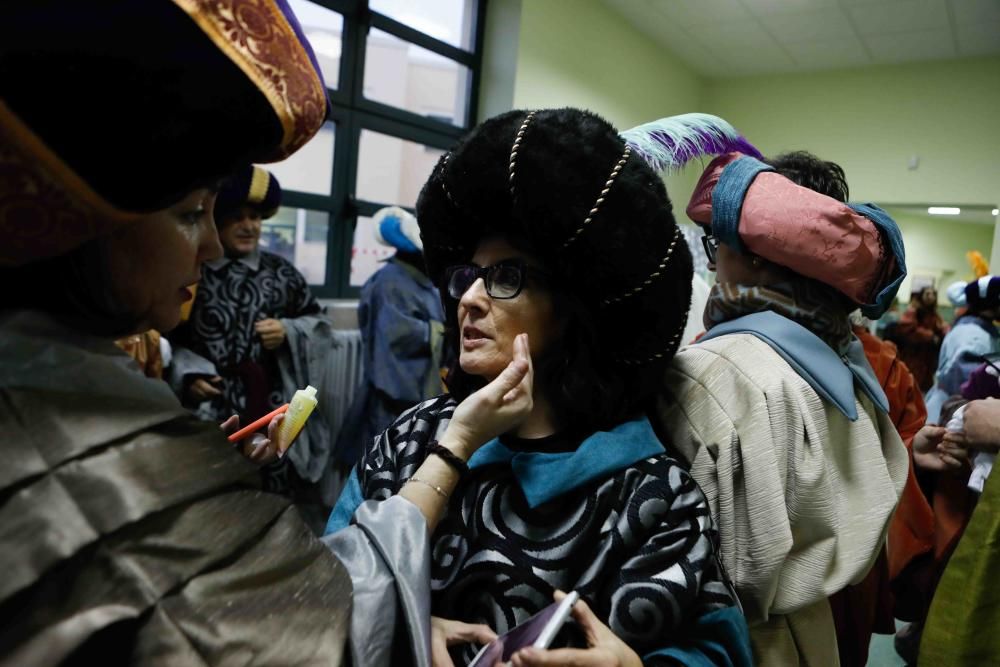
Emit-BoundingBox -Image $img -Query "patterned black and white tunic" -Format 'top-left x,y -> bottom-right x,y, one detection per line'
328,395 -> 743,663
171,249 -> 321,423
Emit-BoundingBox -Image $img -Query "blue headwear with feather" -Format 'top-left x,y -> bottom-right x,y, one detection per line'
619,113 -> 761,173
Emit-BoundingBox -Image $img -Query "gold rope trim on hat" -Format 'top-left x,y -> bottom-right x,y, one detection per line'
174,0 -> 327,159
562,146 -> 631,250
247,166 -> 270,205
508,111 -> 536,198
0,102 -> 140,267
601,226 -> 682,307
440,153 -> 458,208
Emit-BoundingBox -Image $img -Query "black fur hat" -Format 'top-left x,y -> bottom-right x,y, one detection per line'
416,108 -> 693,371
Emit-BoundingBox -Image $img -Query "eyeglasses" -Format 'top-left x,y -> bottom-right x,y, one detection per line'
701,233 -> 719,264
445,259 -> 547,300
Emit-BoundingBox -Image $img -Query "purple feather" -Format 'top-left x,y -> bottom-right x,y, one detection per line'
620,113 -> 762,173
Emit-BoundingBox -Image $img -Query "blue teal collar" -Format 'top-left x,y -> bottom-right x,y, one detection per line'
701,311 -> 889,420
467,417 -> 664,508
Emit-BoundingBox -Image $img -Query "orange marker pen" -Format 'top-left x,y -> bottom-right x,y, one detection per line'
226,404 -> 289,443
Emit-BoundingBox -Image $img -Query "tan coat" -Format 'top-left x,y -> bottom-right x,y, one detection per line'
657,333 -> 908,666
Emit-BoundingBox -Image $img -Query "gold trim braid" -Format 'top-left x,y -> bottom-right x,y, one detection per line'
247,166 -> 270,204
0,102 -> 139,267
173,0 -> 327,159
562,146 -> 631,250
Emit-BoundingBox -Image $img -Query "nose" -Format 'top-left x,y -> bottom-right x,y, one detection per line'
458,276 -> 490,317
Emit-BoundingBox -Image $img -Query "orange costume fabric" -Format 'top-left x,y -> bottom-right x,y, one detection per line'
867,323 -> 975,626
828,326 -> 928,666
895,307 -> 949,392
115,329 -> 164,379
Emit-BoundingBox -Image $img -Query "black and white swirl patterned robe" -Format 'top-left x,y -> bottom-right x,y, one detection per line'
170,250 -> 321,423
169,251 -> 324,498
327,395 -> 748,664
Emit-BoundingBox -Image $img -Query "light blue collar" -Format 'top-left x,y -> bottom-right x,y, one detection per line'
206,248 -> 261,271
467,417 -> 664,508
701,311 -> 889,420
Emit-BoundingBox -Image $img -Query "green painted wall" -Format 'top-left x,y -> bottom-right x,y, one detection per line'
509,0 -> 706,218
886,207 -> 994,302
701,58 -> 1000,208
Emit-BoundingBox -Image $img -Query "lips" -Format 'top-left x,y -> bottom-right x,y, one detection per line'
463,325 -> 489,341
461,325 -> 491,351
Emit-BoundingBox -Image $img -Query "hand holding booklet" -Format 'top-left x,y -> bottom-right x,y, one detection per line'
468,591 -> 579,667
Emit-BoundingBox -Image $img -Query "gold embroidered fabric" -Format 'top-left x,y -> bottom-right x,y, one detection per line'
1,0 -> 326,267
176,0 -> 327,160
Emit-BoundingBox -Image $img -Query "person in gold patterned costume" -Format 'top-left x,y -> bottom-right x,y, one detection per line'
0,2 -> 433,664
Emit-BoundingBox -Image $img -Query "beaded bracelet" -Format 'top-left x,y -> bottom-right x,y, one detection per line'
427,440 -> 470,476
408,476 -> 447,499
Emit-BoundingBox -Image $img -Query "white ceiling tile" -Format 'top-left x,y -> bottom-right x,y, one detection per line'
685,19 -> 782,48
641,8 -> 733,74
864,28 -> 958,61
600,0 -> 730,76
602,0 -> 990,75
951,0 -> 1000,24
693,23 -> 796,71
658,30 -> 732,72
647,0 -> 752,27
761,8 -> 857,41
782,34 -> 873,68
955,20 -> 1000,55
741,0 -> 841,15
603,0 -> 658,27
848,0 -> 950,34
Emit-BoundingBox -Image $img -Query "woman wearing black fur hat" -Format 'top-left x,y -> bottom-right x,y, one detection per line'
326,109 -> 757,665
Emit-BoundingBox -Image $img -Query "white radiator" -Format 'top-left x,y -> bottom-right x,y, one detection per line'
324,328 -> 365,448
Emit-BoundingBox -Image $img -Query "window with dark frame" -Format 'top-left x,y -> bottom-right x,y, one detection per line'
260,0 -> 487,299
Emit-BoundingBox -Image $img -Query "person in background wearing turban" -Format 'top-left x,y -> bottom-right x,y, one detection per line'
896,283 -> 950,392
656,145 -> 909,666
924,276 -> 1000,424
946,278 -> 970,323
326,110 -> 754,666
763,150 -> 929,666
0,2 -> 433,664
168,165 -> 334,532
336,206 -> 445,470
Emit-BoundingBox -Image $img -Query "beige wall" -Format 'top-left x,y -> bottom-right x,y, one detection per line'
701,57 -> 1000,208
885,207 -> 995,302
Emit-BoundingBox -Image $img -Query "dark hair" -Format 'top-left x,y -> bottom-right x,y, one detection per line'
767,151 -> 849,203
442,237 -> 648,439
0,239 -> 142,337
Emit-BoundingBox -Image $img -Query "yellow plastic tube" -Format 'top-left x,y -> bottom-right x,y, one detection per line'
278,385 -> 318,453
